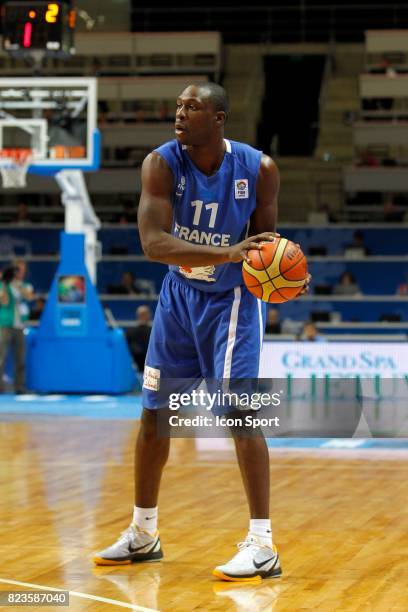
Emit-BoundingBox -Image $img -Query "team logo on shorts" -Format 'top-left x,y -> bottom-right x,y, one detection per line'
143,366 -> 160,391
235,179 -> 249,199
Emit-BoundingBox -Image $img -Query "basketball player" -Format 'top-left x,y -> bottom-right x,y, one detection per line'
94,83 -> 308,580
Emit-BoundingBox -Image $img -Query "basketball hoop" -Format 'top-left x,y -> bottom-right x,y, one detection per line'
0,148 -> 32,188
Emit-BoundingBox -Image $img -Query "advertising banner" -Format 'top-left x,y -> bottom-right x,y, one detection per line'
260,342 -> 408,379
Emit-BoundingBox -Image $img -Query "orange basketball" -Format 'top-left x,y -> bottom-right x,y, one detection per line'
242,238 -> 308,303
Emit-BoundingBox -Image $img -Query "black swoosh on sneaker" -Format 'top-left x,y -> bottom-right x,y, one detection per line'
253,555 -> 277,569
128,541 -> 155,553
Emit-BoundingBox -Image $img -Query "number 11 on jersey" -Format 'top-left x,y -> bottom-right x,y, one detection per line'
191,200 -> 219,228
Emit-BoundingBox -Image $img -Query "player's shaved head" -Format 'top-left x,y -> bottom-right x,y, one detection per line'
196,82 -> 229,116
175,83 -> 229,145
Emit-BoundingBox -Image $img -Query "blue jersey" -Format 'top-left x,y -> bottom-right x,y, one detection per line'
154,138 -> 262,292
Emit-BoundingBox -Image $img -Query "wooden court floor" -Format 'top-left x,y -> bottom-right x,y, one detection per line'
0,417 -> 407,611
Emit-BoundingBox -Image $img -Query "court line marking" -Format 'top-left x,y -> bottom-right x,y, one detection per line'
0,578 -> 158,611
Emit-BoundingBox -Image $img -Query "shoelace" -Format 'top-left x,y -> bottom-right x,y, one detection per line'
237,535 -> 261,551
118,526 -> 134,544
118,524 -> 153,545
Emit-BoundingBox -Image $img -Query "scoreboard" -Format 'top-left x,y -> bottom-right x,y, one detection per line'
1,1 -> 76,56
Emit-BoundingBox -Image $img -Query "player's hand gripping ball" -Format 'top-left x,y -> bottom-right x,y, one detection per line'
242,238 -> 308,303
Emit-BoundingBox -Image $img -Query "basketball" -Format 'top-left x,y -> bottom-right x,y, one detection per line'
242,238 -> 308,303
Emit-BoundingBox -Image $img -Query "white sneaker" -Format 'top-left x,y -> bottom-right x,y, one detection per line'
93,524 -> 163,566
213,535 -> 282,581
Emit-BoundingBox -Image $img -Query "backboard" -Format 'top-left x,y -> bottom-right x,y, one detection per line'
0,77 -> 99,176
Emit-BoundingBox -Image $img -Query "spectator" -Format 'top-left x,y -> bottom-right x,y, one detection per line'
120,271 -> 152,295
116,200 -> 137,224
90,58 -> 102,77
396,273 -> 408,295
29,297 -> 46,321
135,103 -> 146,123
265,308 -> 281,334
98,100 -> 109,124
15,202 -> 32,226
308,202 -> 337,225
158,101 -> 171,121
0,260 -> 34,393
357,150 -> 380,167
384,196 -> 405,223
108,271 -> 154,296
123,272 -> 137,293
126,305 -> 152,371
333,272 -> 361,296
298,321 -> 325,342
117,213 -> 130,226
344,231 -> 370,257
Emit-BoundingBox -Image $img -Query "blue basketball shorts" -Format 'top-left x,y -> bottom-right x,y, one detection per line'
142,272 -> 266,409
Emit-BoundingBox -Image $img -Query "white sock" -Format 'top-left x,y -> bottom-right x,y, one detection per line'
249,519 -> 273,547
132,506 -> 158,533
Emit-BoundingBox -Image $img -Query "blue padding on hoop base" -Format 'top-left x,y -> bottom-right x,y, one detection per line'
27,129 -> 101,177
25,231 -> 137,394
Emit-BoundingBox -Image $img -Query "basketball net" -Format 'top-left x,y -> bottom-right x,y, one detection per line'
0,148 -> 32,188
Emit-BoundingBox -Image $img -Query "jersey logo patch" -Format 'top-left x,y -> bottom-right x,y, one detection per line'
235,179 -> 249,199
176,176 -> 186,197
179,265 -> 216,282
